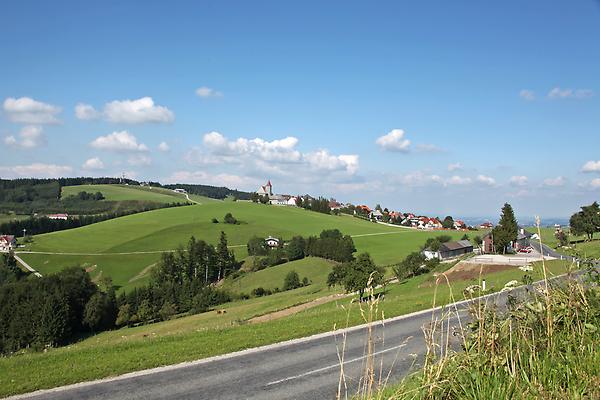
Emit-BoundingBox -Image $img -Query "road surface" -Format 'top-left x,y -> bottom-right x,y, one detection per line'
12,253 -> 42,277
9,288 -> 529,400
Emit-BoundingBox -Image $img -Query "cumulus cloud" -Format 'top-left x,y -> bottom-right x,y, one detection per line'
76,97 -> 174,124
158,141 -> 170,152
448,162 -> 463,172
195,86 -> 223,98
547,87 -> 594,99
90,131 -> 148,152
4,125 -> 45,149
187,132 -> 359,184
509,175 -> 528,186
0,163 -> 72,178
82,157 -> 105,170
375,129 -> 411,152
3,97 -> 61,124
519,89 -> 535,101
447,175 -> 472,185
75,103 -> 101,120
476,175 -> 496,186
582,160 -> 600,173
104,97 -> 174,123
543,176 -> 566,187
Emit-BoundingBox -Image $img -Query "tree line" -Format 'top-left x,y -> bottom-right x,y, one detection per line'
0,232 -> 239,355
246,229 -> 356,270
163,184 -> 252,200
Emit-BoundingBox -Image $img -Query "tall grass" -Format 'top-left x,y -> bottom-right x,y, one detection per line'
351,219 -> 600,399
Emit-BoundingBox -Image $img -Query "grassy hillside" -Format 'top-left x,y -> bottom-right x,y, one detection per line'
61,184 -> 186,203
19,201 -> 468,291
222,257 -> 335,294
0,259 -> 573,397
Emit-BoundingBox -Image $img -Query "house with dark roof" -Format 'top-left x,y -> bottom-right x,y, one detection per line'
423,240 -> 474,260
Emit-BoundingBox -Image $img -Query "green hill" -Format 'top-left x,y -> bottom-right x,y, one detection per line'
221,257 -> 335,294
61,184 -> 185,203
18,200 -> 467,291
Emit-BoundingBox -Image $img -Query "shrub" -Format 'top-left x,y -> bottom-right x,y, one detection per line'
211,217 -> 219,223
223,213 -> 238,224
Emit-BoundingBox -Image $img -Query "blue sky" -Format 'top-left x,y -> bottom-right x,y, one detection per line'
1,1 -> 599,219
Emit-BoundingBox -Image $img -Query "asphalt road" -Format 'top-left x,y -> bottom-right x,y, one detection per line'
10,293 -> 507,400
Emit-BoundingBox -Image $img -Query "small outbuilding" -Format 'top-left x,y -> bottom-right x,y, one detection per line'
265,236 -> 280,248
424,240 -> 473,260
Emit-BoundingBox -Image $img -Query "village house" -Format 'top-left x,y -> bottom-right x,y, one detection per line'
423,240 -> 473,260
328,200 -> 342,210
354,205 -> 371,215
453,220 -> 466,230
47,213 -> 69,220
0,235 -> 16,252
287,196 -> 299,206
479,222 -> 493,229
265,236 -> 280,248
370,209 -> 384,221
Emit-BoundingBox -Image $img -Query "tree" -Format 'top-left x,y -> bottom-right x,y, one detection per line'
327,253 -> 384,298
442,216 -> 454,229
216,231 -> 236,280
570,202 -> 600,241
492,203 -> 518,253
83,292 -> 115,332
286,236 -> 306,261
283,270 -> 301,291
393,251 -> 427,280
247,236 -> 268,256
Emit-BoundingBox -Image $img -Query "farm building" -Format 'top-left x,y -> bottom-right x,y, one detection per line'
423,240 -> 473,260
47,213 -> 69,220
0,235 -> 16,252
265,236 -> 280,248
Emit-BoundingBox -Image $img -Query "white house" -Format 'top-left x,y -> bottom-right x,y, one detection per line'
370,209 -> 384,221
174,188 -> 187,194
0,235 -> 16,252
47,213 -> 69,220
269,195 -> 287,206
265,236 -> 280,248
287,197 -> 299,206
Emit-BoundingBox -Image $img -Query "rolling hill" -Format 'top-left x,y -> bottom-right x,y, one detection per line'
18,184 -> 469,291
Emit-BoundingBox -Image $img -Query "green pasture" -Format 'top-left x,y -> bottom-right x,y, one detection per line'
0,259 -> 573,397
61,184 -> 187,203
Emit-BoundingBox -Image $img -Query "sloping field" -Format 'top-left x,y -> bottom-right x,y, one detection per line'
19,200 -> 467,290
221,257 -> 335,294
61,184 -> 188,203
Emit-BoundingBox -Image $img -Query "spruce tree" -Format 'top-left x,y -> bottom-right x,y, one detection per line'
492,203 -> 518,253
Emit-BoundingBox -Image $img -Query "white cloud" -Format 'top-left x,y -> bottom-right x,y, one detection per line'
447,175 -> 472,185
82,157 -> 105,170
0,163 -> 72,178
304,150 -> 359,174
128,154 -> 152,166
590,178 -> 600,189
103,97 -> 174,124
3,97 -> 61,124
519,89 -> 535,101
543,176 -> 566,187
195,86 -> 223,98
448,162 -> 462,172
203,131 -> 302,163
4,125 -> 45,149
375,129 -> 411,152
75,103 -> 101,120
90,131 -> 148,152
158,141 -> 170,152
476,175 -> 496,186
509,175 -> 528,186
547,87 -> 594,99
582,160 -> 600,173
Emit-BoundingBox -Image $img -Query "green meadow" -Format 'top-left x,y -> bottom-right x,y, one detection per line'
18,192 -> 468,291
61,184 -> 188,203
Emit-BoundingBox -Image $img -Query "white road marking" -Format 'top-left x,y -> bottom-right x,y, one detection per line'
265,343 -> 409,386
